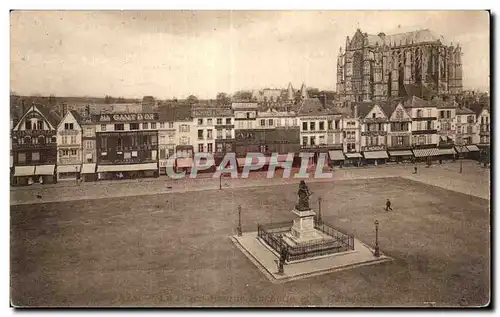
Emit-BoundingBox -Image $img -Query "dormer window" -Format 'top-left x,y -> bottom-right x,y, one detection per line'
25,121 -> 32,130
37,121 -> 44,130
372,113 -> 376,119
64,123 -> 74,130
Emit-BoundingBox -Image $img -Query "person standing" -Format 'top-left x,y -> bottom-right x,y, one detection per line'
385,198 -> 393,211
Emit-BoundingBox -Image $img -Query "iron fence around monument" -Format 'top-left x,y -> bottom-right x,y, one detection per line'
257,221 -> 355,262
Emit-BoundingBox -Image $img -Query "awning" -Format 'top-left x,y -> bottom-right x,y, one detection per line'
14,166 -> 35,177
363,151 -> 389,160
438,148 -> 456,155
176,158 -> 193,168
345,152 -> 362,159
57,164 -> 81,173
466,145 -> 480,152
413,148 -> 440,158
97,163 -> 158,173
35,165 -> 55,175
328,150 -> 345,161
454,146 -> 469,153
388,150 -> 414,157
81,163 -> 96,174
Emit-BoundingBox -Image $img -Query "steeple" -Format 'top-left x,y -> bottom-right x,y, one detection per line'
300,83 -> 308,99
286,82 -> 295,101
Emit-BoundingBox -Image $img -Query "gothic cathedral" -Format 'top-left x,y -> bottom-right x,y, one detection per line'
335,29 -> 463,103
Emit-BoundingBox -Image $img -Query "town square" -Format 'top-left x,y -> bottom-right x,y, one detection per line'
9,10 -> 490,308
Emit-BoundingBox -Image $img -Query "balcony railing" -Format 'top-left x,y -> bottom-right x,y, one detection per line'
413,116 -> 437,121
412,129 -> 438,135
361,131 -> 387,137
12,143 -> 56,149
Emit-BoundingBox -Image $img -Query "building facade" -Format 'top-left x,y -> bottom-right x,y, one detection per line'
157,106 -> 176,174
56,110 -> 83,181
336,28 -> 463,103
455,108 -> 476,145
358,103 -> 389,164
94,113 -> 159,180
11,104 -> 60,185
386,103 -> 413,162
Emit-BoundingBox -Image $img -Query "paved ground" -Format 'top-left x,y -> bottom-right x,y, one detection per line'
233,233 -> 392,282
10,170 -> 490,307
10,160 -> 490,205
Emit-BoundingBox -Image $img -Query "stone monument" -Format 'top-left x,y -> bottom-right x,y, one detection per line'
283,180 -> 327,246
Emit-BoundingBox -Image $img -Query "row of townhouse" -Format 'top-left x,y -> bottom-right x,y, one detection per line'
10,97 -> 490,185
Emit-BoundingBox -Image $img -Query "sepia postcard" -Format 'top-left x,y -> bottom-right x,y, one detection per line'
9,10 -> 491,308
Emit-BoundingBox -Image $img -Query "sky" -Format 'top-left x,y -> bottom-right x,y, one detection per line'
10,10 -> 490,99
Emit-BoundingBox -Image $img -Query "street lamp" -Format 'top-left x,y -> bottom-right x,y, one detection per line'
237,205 -> 242,236
374,219 -> 380,257
75,166 -> 79,185
219,172 -> 222,190
459,157 -> 463,173
317,197 -> 323,225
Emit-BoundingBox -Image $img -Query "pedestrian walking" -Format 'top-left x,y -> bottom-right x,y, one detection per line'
385,198 -> 393,211
413,166 -> 418,174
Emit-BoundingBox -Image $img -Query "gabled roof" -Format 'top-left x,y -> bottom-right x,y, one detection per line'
14,103 -> 62,130
468,102 -> 490,117
297,98 -> 331,116
403,96 -> 435,108
456,107 -> 475,115
70,110 -> 83,123
35,104 -> 61,128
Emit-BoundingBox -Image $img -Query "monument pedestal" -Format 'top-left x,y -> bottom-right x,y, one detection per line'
283,209 -> 325,245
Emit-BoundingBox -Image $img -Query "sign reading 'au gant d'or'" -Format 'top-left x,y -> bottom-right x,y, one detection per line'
94,113 -> 159,122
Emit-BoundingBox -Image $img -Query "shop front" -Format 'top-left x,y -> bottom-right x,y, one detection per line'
437,148 -> 457,162
344,152 -> 362,167
387,150 -> 414,164
454,145 -> 469,159
465,145 -> 480,160
412,148 -> 440,164
362,151 -> 389,166
13,166 -> 35,186
328,150 -> 345,167
97,163 -> 158,180
81,163 -> 97,182
57,164 -> 81,181
34,164 -> 56,184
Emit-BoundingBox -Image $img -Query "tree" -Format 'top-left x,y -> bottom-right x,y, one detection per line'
307,88 -> 320,98
186,95 -> 198,104
104,95 -> 114,104
216,92 -> 231,106
232,90 -> 253,102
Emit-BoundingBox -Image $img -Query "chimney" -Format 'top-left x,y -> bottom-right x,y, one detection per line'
21,99 -> 26,115
353,103 -> 358,118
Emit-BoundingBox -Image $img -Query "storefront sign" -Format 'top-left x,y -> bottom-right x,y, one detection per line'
93,113 -> 158,122
362,145 -> 386,151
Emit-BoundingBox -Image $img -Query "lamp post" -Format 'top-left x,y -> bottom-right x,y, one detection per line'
374,219 -> 380,257
459,157 -> 463,173
219,173 -> 222,190
237,205 -> 242,236
317,197 -> 323,225
75,166 -> 79,185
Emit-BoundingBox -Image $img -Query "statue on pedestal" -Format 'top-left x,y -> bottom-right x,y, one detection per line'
296,180 -> 312,211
